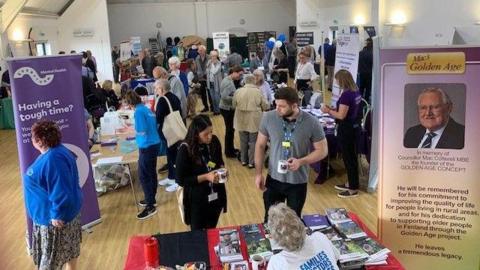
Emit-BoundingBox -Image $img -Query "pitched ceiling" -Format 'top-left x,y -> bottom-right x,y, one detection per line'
0,0 -> 73,17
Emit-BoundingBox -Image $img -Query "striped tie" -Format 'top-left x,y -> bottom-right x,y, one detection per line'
421,132 -> 437,148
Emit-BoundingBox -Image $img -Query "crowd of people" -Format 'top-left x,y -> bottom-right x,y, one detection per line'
21,34 -> 375,269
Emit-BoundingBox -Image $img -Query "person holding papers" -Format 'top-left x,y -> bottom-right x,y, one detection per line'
125,91 -> 161,220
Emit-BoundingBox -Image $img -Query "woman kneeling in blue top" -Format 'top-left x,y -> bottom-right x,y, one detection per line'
24,120 -> 83,270
124,91 -> 161,220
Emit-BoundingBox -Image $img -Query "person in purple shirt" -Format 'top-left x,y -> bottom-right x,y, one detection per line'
321,69 -> 361,198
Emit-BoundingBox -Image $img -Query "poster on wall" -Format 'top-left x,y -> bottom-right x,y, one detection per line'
213,32 -> 230,60
379,47 -> 480,269
120,41 -> 132,62
130,36 -> 142,56
7,55 -> 102,243
296,32 -> 314,47
331,33 -> 360,106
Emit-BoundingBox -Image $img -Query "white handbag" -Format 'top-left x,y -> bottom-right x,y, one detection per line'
161,96 -> 187,147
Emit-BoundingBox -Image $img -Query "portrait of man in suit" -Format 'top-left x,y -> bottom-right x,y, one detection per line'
403,87 -> 465,149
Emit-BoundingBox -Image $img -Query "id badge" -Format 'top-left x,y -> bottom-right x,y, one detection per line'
207,161 -> 216,169
282,141 -> 291,148
208,192 -> 218,202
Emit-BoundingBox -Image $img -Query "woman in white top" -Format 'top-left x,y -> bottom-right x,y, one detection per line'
295,51 -> 318,92
168,56 -> 181,78
206,50 -> 223,115
267,203 -> 339,270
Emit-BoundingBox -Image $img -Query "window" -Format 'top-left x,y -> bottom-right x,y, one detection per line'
36,42 -> 51,56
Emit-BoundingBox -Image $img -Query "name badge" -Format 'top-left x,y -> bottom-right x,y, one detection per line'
282,141 -> 291,148
207,161 -> 216,169
208,192 -> 218,202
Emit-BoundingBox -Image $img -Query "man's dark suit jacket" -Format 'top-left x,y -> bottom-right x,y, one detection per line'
403,118 -> 465,149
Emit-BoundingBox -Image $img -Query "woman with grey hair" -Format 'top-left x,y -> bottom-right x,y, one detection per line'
267,203 -> 339,270
207,50 -> 223,115
155,79 -> 182,192
253,69 -> 272,105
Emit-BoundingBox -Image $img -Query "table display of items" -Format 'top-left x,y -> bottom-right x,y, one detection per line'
304,208 -> 393,270
124,213 -> 403,270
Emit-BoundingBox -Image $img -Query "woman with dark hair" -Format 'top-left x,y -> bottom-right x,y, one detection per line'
124,91 -> 161,219
24,120 -> 83,270
321,69 -> 361,198
176,115 -> 228,230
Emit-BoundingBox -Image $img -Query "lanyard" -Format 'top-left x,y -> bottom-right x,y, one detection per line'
200,144 -> 215,192
283,120 -> 297,142
282,120 -> 296,160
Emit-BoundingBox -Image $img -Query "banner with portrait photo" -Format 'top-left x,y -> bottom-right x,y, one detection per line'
7,55 -> 101,244
378,47 -> 480,269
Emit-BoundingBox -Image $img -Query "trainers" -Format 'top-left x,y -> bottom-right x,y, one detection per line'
248,164 -> 255,169
138,200 -> 157,207
165,183 -> 179,192
136,206 -> 157,220
158,178 -> 175,186
337,190 -> 359,198
334,184 -> 350,191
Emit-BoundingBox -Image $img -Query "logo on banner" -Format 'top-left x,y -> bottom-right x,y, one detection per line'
64,143 -> 90,187
14,67 -> 55,86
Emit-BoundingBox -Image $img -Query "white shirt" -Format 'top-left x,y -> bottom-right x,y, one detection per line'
295,62 -> 317,81
267,232 -> 339,270
417,123 -> 447,149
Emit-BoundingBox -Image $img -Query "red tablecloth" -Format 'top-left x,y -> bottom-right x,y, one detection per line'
124,216 -> 404,270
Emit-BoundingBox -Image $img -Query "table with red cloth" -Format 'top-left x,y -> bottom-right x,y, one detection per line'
124,213 -> 404,270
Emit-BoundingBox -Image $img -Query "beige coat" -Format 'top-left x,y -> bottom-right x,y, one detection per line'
232,84 -> 270,133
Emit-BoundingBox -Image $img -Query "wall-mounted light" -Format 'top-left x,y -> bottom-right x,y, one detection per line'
354,15 -> 366,26
385,10 -> 407,26
239,19 -> 246,25
12,28 -> 24,41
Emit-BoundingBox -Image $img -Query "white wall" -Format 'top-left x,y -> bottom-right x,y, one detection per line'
380,0 -> 480,47
6,15 -> 59,56
107,0 -> 295,47
296,0 -> 374,51
57,0 -> 113,81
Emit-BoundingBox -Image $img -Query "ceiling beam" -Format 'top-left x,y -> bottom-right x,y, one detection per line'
58,0 -> 75,16
0,0 -> 28,33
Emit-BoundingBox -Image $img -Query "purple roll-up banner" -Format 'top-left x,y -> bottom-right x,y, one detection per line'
7,55 -> 101,244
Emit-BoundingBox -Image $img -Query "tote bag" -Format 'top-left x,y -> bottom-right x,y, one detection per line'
161,96 -> 187,147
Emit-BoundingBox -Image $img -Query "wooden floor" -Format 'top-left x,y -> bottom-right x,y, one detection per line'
0,109 -> 377,269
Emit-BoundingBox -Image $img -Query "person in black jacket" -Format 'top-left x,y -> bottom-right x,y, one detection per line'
358,38 -> 373,103
176,115 -> 227,230
155,79 -> 182,192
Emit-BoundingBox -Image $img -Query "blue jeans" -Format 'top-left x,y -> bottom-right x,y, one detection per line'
138,143 -> 160,207
208,82 -> 220,113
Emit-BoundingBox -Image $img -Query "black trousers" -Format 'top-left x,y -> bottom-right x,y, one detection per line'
263,175 -> 307,222
166,141 -> 180,180
138,143 -> 160,207
287,56 -> 296,78
190,200 -> 223,230
337,121 -> 359,190
199,80 -> 212,111
359,72 -> 372,103
220,109 -> 236,155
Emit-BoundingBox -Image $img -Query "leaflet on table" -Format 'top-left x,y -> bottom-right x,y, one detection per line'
325,208 -> 350,224
353,237 -> 390,263
302,214 -> 329,230
95,156 -> 123,166
218,229 -> 243,263
331,239 -> 369,263
241,224 -> 273,260
334,220 -> 367,239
